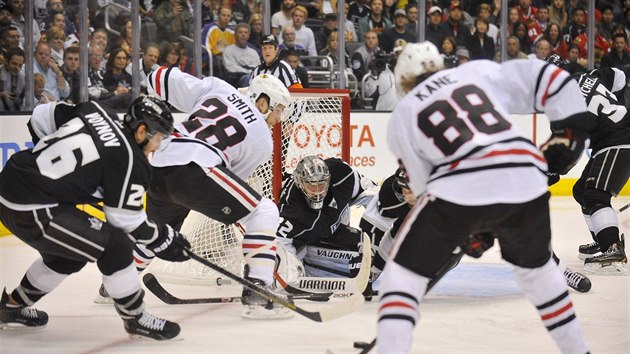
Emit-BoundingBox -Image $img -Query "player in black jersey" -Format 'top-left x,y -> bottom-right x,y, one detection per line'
546,54 -> 629,274
275,156 -> 377,282
0,97 -> 190,340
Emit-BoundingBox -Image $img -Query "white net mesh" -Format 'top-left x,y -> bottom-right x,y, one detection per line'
146,90 -> 349,286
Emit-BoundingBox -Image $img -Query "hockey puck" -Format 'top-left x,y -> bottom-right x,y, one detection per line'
353,341 -> 370,349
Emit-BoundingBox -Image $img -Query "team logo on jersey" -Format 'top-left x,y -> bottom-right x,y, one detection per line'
88,217 -> 103,231
222,206 -> 232,215
328,198 -> 337,209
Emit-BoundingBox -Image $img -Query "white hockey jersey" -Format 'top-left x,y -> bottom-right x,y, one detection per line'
388,59 -> 587,206
147,66 -> 273,179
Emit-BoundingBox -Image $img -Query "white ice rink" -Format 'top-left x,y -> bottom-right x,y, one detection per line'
0,197 -> 628,354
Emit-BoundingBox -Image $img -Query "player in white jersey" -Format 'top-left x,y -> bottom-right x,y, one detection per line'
377,42 -> 590,354
138,67 -> 292,319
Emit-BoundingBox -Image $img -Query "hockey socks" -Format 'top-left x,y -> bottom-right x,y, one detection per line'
242,234 -> 277,285
513,258 -> 589,353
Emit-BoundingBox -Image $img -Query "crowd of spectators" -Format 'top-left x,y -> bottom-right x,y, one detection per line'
0,0 -> 629,112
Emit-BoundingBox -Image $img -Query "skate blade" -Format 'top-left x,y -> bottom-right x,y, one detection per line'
583,262 -> 629,275
128,333 -> 184,341
0,322 -> 47,331
93,294 -> 114,304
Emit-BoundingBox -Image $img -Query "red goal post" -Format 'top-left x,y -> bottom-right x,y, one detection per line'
146,88 -> 352,286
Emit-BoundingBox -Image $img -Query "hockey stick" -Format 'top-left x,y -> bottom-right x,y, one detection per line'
181,246 -> 364,322
619,202 -> 630,214
143,273 -> 333,304
274,233 -> 373,296
351,249 -> 466,354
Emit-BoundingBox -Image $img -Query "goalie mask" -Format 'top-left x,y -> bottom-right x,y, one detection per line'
294,156 -> 331,210
247,74 -> 290,118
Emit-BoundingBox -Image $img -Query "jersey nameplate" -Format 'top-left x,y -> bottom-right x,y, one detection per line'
86,112 -> 121,147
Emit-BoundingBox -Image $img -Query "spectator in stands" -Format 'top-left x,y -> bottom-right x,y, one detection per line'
456,47 -> 470,65
536,5 -> 550,33
513,21 -> 532,54
439,1 -> 472,47
379,9 -> 415,54
283,49 -> 309,88
33,41 -> 68,101
357,0 -> 392,42
32,72 -> 54,107
87,45 -> 126,107
224,23 -> 261,88
564,43 -> 587,74
0,47 -> 24,111
109,19 -> 133,56
341,2 -> 358,42
497,35 -> 528,61
154,0 -> 193,45
0,26 -> 21,62
315,12 -> 338,54
405,3 -> 419,35
424,6 -> 446,48
248,13 -> 264,54
529,37 -> 552,60
507,7 -> 520,36
350,29 -> 380,81
545,23 -> 569,58
61,46 -> 80,103
562,7 -> 586,43
382,0 -> 395,21
126,43 -> 160,94
550,0 -> 569,29
175,39 -> 197,76
202,6 -> 235,77
292,5 -> 317,56
362,50 -> 397,111
271,0 -> 296,37
7,0 -> 41,48
90,28 -> 108,52
279,25 -> 309,58
600,33 -> 630,69
250,34 -> 302,89
489,0 -> 501,26
46,12 -> 65,33
319,30 -> 349,69
597,5 -> 616,42
46,26 -> 65,67
296,0 -> 322,19
465,18 -> 495,61
440,36 -> 458,68
64,11 -> 93,49
347,0 -> 371,32
515,0 -> 538,23
477,3 -> 498,44
231,0 -> 262,24
611,24 -> 630,50
102,48 -> 132,109
44,0 -> 73,35
0,5 -> 13,29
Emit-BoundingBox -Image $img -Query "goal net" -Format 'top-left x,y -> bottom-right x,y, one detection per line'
146,89 -> 351,287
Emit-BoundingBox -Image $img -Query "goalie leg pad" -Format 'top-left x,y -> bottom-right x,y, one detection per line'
303,245 -> 358,277
274,241 -> 305,287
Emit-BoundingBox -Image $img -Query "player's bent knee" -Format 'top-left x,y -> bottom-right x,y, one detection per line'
239,198 -> 279,236
97,228 -> 135,276
583,188 -> 612,215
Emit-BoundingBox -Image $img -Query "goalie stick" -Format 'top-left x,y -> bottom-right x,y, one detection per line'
180,245 -> 364,322
143,273 -> 333,304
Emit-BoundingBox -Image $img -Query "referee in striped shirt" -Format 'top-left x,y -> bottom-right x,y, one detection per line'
250,34 -> 303,89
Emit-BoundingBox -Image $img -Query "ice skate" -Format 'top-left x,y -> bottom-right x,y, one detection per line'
241,269 -> 293,320
584,236 -> 628,274
120,309 -> 182,340
562,267 -> 592,293
578,240 -> 600,260
93,284 -> 114,304
0,288 -> 48,330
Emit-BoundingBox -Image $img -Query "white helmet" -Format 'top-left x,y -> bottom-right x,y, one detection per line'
247,74 -> 290,117
394,41 -> 444,96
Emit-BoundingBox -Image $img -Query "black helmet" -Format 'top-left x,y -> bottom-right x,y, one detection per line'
124,96 -> 174,137
392,168 -> 409,202
544,54 -> 568,70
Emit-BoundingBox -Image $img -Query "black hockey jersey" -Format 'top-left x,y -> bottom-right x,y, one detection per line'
0,101 -> 151,233
359,172 -> 411,241
574,67 -> 629,151
276,158 -> 375,248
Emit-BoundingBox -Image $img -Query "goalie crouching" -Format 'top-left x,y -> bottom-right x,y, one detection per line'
274,156 -> 377,297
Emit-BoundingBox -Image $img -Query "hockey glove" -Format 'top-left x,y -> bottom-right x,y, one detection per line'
149,224 -> 191,262
540,128 -> 585,175
546,172 -> 560,186
460,233 -> 495,258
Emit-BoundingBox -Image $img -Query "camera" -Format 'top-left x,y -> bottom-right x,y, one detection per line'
368,50 -> 396,75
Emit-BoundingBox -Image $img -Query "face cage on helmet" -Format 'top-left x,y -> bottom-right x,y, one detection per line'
297,178 -> 330,209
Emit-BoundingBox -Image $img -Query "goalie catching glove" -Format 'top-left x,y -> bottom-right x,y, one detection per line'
540,126 -> 585,175
147,224 -> 191,262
